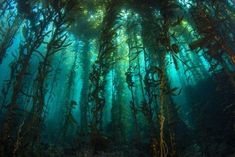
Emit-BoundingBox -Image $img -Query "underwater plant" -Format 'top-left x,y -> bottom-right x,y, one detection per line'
79,41 -> 91,140
0,2 -> 54,156
0,16 -> 21,64
0,0 -> 234,157
88,0 -> 122,142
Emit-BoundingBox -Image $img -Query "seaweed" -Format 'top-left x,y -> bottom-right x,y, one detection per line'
0,0 -> 234,156
19,2 -> 73,153
0,3 -> 53,156
0,4 -> 21,64
79,41 -> 90,139
88,0 -> 122,144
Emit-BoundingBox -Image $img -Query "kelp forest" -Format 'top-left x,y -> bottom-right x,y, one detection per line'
0,0 -> 235,157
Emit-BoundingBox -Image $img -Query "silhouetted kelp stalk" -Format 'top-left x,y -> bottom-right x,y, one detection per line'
122,2 -> 181,156
165,97 -> 178,157
109,29 -> 128,145
125,30 -> 141,144
111,70 -> 126,145
46,53 -> 64,107
157,2 -> 186,156
0,0 -> 234,156
0,56 -> 17,112
125,66 -> 140,143
0,1 -> 22,64
16,1 -> 74,155
60,51 -> 78,142
136,1 -> 185,156
188,1 -> 235,87
88,0 -> 122,149
133,5 -> 162,155
79,41 -> 91,140
0,2 -> 54,156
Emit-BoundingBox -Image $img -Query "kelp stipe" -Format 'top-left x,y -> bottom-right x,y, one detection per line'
0,0 -> 234,157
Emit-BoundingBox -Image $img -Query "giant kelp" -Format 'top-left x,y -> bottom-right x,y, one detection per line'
0,0 -> 234,157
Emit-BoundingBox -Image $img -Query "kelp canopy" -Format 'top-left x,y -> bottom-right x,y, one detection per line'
0,0 -> 234,157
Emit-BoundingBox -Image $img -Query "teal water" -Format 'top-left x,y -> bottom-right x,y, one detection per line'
0,0 -> 234,157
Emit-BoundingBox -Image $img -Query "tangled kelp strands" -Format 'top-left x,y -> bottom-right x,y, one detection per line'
0,0 -> 235,157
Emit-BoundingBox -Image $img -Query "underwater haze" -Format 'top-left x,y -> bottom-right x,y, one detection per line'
0,0 -> 235,157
